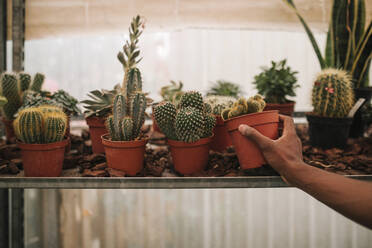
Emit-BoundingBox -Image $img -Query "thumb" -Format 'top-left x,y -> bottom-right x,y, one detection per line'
238,124 -> 273,150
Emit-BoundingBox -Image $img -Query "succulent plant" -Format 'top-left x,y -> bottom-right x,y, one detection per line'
253,59 -> 299,104
206,80 -> 242,98
0,95 -> 7,107
81,86 -> 119,118
160,80 -> 185,106
13,105 -> 67,144
18,72 -> 32,92
51,90 -> 81,116
205,95 -> 235,115
30,73 -> 45,92
154,91 -> 216,143
221,94 -> 266,120
312,68 -> 354,118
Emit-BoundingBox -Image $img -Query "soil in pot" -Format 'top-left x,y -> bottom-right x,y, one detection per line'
18,138 -> 69,177
86,116 -> 107,154
168,136 -> 212,175
350,87 -> 372,138
264,101 -> 295,116
210,116 -> 232,152
306,113 -> 353,149
1,118 -> 15,141
102,134 -> 148,176
225,110 -> 279,170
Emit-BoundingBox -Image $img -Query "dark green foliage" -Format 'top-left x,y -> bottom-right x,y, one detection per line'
81,86 -> 119,118
153,101 -> 177,140
18,72 -> 31,92
206,80 -> 242,98
253,59 -> 299,104
51,90 -> 81,116
0,73 -> 22,120
175,107 -> 205,143
179,91 -> 204,111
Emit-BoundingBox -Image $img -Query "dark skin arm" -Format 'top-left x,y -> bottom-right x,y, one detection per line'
238,115 -> 372,229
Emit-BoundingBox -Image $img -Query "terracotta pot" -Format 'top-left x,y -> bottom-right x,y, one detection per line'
225,111 -> 279,170
264,101 -> 295,116
168,136 -> 212,175
17,138 -> 69,177
1,118 -> 15,141
86,116 -> 107,154
102,134 -> 147,176
210,115 -> 232,152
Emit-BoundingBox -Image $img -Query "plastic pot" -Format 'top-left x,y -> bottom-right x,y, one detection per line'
168,136 -> 212,175
225,111 -> 279,170
210,115 -> 232,152
306,114 -> 352,149
17,138 -> 69,177
350,87 -> 372,138
264,101 -> 295,116
102,134 -> 147,176
86,116 -> 107,154
1,118 -> 15,141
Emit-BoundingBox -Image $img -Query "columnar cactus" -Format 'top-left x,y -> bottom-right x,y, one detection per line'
312,69 -> 354,118
154,91 -> 216,143
14,106 -> 67,144
0,73 -> 22,120
221,94 -> 266,120
30,73 -> 45,92
18,72 -> 31,92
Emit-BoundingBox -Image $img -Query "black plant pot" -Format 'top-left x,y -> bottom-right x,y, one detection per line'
350,87 -> 372,138
306,114 -> 353,149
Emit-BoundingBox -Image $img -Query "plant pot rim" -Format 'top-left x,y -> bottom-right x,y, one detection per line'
17,138 -> 69,151
101,133 -> 148,148
305,112 -> 353,121
168,135 -> 213,148
224,110 -> 279,132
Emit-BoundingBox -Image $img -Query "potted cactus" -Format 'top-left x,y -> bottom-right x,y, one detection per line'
253,59 -> 299,116
306,69 -> 354,148
81,87 -> 118,153
207,80 -> 242,99
154,91 -> 216,175
205,95 -> 235,152
0,72 -> 45,141
13,105 -> 68,177
222,95 -> 279,169
101,15 -> 148,176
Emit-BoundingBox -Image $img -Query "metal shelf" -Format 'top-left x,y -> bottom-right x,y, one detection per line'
0,175 -> 371,189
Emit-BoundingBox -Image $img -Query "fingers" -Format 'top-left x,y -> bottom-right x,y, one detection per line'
238,124 -> 273,150
279,115 -> 296,136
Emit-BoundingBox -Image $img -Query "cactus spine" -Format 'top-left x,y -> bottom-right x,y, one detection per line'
14,106 -> 67,144
221,94 -> 266,120
30,73 -> 45,92
0,73 -> 22,120
18,72 -> 31,92
154,91 -> 216,143
312,69 -> 354,118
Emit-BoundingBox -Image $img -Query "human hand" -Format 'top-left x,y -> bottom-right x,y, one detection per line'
238,115 -> 305,179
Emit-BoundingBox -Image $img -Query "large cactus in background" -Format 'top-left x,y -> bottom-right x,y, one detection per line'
312,68 -> 354,118
30,73 -> 45,92
18,72 -> 31,92
0,73 -> 22,120
221,94 -> 266,120
154,91 -> 216,143
14,106 -> 67,144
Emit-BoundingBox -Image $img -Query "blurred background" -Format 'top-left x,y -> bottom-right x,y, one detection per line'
3,0 -> 372,247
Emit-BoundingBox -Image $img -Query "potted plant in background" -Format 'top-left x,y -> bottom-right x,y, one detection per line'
102,15 -> 148,176
284,0 -> 371,137
81,87 -> 118,153
13,105 -> 68,177
207,80 -> 242,99
154,91 -> 216,175
306,69 -> 354,149
253,59 -> 299,116
222,95 -> 279,169
0,72 -> 45,141
205,95 -> 235,152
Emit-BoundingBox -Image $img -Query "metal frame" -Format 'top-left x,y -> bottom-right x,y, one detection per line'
12,0 -> 25,71
0,0 -> 6,72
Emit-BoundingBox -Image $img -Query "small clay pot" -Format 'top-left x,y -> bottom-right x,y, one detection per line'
86,116 -> 107,154
17,138 -> 69,177
168,136 -> 212,175
1,118 -> 15,141
210,115 -> 232,152
264,101 -> 295,116
102,134 -> 147,176
225,111 -> 279,170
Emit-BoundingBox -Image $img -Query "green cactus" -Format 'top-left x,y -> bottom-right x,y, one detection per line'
0,95 -> 7,107
312,68 -> 354,118
30,73 -> 45,92
222,95 -> 266,120
0,73 -> 22,120
14,106 -> 67,144
205,95 -> 235,115
18,72 -> 31,92
154,91 -> 216,143
119,117 -> 134,141
160,80 -> 185,106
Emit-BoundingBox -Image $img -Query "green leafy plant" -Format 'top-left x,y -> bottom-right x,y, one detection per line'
284,0 -> 371,88
154,91 -> 216,143
13,105 -> 67,144
204,95 -> 236,115
221,95 -> 266,120
160,80 -> 184,106
312,68 -> 354,118
207,80 -> 242,98
51,90 -> 81,116
81,87 -> 119,118
253,59 -> 299,104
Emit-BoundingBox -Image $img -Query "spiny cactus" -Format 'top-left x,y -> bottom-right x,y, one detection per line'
14,106 -> 67,144
30,73 -> 45,92
205,95 -> 235,115
18,72 -> 31,92
221,94 -> 266,120
154,91 -> 216,143
312,68 -> 354,118
0,73 -> 22,120
160,80 -> 185,106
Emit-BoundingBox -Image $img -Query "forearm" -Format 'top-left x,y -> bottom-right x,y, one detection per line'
284,162 -> 372,229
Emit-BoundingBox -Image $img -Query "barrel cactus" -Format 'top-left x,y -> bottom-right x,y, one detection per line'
13,105 -> 67,144
205,95 -> 235,115
221,94 -> 266,120
154,91 -> 216,143
312,69 -> 354,118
